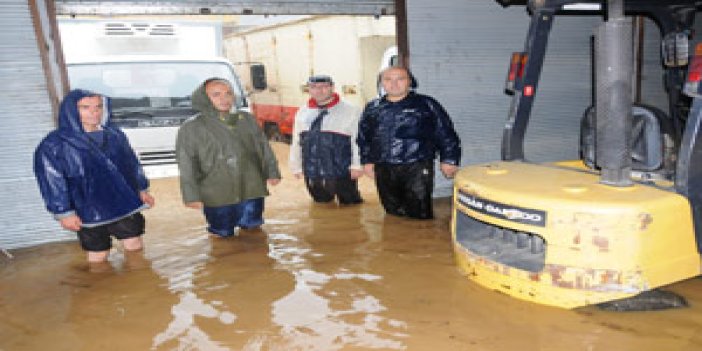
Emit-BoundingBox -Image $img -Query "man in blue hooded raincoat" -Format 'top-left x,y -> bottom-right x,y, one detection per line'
34,89 -> 155,263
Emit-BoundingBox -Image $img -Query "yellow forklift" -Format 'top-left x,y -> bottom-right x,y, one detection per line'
452,0 -> 702,309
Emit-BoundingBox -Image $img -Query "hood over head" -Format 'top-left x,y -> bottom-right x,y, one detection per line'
191,77 -> 235,119
58,89 -> 111,134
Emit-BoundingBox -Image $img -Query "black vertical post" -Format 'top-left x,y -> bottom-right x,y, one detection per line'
395,0 -> 410,68
596,0 -> 633,186
502,8 -> 555,161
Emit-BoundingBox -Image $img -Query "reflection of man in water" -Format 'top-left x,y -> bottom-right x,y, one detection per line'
33,89 -> 155,263
64,253 -> 177,350
176,78 -> 281,237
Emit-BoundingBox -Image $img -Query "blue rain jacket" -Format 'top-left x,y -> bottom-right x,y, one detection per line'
357,92 -> 461,165
34,89 -> 149,226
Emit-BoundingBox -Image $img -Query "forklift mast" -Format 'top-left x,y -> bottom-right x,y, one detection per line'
500,0 -> 700,162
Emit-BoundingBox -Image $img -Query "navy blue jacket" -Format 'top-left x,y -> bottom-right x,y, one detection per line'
301,126 -> 353,178
34,89 -> 149,226
296,96 -> 360,179
357,92 -> 461,165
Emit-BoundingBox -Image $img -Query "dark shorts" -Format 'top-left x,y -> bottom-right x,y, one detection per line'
77,212 -> 145,252
203,198 -> 264,237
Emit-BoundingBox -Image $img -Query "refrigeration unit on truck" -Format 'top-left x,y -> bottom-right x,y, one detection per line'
58,19 -> 253,177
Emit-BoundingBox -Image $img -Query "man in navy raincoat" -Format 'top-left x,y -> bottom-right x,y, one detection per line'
358,66 -> 461,219
34,89 -> 155,263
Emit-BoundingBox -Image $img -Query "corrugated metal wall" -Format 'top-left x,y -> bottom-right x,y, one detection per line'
639,18 -> 667,111
406,0 -> 672,196
0,1 -> 74,250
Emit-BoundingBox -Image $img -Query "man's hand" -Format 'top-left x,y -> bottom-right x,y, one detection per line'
293,172 -> 303,180
363,164 -> 375,178
185,201 -> 204,209
60,215 -> 82,232
440,163 -> 459,179
350,169 -> 364,180
140,191 -> 155,208
268,178 -> 281,186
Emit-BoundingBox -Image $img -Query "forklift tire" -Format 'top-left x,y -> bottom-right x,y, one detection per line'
595,289 -> 688,312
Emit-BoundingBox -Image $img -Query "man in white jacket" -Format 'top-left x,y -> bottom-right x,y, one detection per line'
289,75 -> 363,204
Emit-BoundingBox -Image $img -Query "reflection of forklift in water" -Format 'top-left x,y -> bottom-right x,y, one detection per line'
452,0 -> 702,309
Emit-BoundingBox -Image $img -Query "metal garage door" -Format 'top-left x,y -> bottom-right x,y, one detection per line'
0,0 -> 73,250
406,0 -> 681,196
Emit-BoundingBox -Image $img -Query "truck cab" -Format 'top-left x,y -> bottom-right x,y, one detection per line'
59,19 -> 250,177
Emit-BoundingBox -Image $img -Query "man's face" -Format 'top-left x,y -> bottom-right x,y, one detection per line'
308,82 -> 334,105
77,96 -> 103,132
381,68 -> 411,101
206,81 -> 235,113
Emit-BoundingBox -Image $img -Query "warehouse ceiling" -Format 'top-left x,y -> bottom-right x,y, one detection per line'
54,1 -> 395,15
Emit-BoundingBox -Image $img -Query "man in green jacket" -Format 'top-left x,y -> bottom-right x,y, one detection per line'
176,78 -> 281,237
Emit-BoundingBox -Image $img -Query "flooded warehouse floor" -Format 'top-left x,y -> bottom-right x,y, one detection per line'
2,143 -> 702,351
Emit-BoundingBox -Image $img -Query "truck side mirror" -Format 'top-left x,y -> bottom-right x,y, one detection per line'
250,64 -> 267,91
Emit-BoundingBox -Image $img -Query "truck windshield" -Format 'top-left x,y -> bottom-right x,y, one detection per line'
67,61 -> 246,128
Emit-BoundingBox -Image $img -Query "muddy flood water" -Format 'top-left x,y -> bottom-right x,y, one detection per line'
3,143 -> 702,351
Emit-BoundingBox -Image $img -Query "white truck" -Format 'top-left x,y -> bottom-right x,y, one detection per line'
224,15 -> 395,141
58,19 -> 253,178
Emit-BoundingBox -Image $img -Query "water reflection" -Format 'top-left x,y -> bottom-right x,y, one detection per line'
148,228 -> 228,350
265,203 -> 407,350
18,245 -> 179,351
5,146 -> 702,350
67,253 -> 175,350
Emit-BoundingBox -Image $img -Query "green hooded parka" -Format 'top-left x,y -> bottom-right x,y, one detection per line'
176,80 -> 281,207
